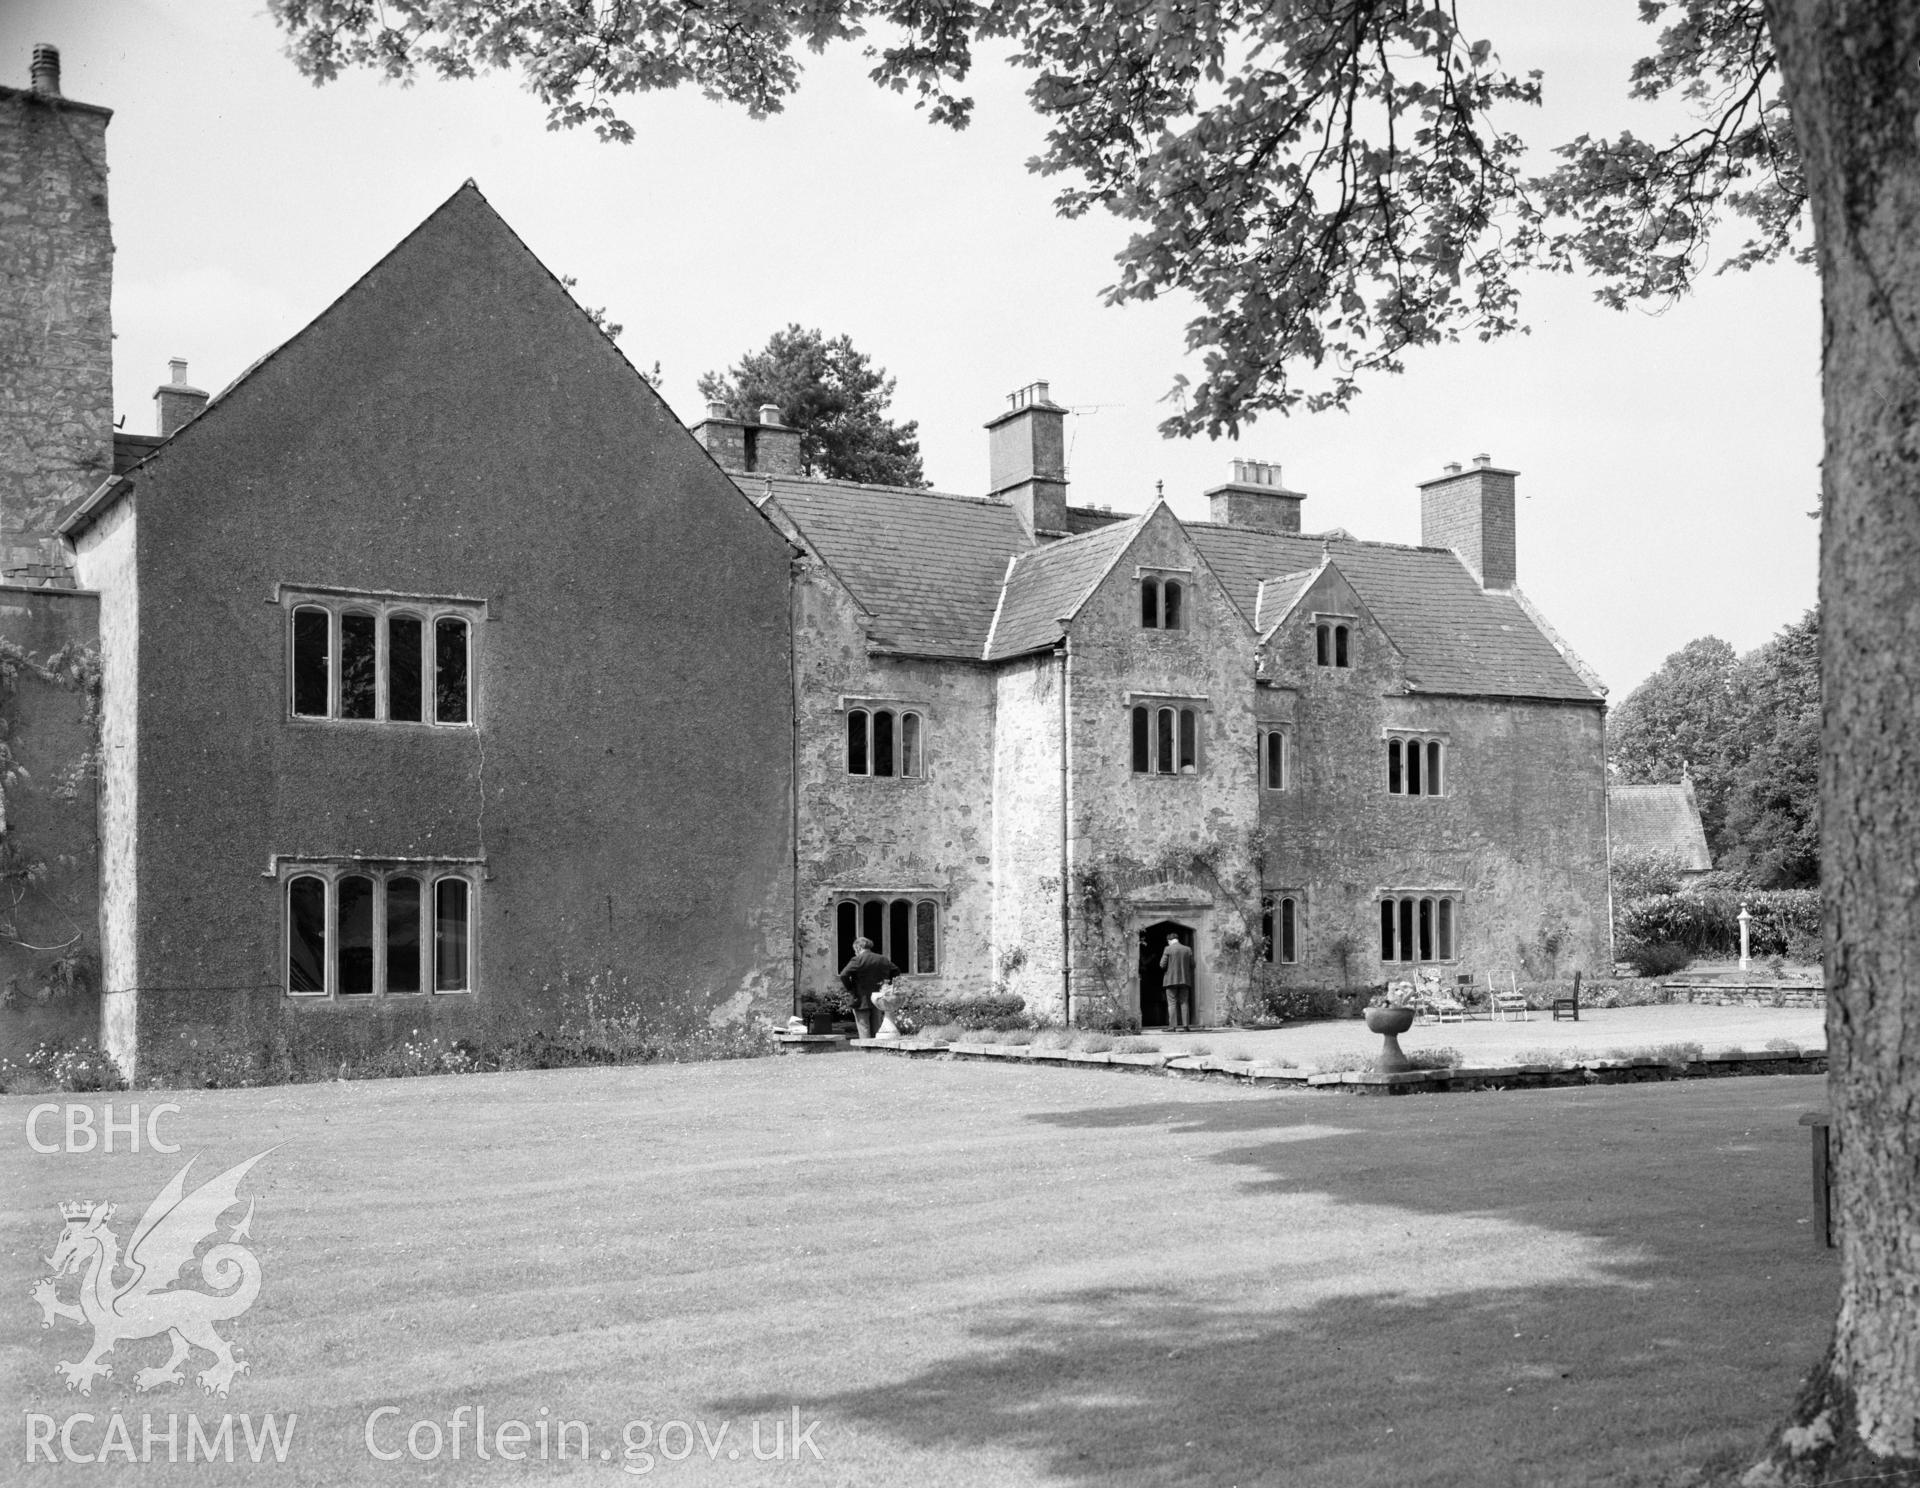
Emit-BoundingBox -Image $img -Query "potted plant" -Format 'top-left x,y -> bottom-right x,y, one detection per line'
797,991 -> 842,1035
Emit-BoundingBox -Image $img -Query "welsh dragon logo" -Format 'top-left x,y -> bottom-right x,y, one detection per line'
32,1150 -> 272,1397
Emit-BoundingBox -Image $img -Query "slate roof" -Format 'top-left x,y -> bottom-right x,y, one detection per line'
986,516 -> 1147,660
1189,524 -> 1602,702
741,475 -> 1603,699
747,476 -> 1031,658
1254,568 -> 1320,633
1609,784 -> 1713,870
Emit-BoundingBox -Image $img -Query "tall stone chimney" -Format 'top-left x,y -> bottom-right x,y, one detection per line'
0,45 -> 114,577
986,382 -> 1067,536
691,400 -> 802,477
155,358 -> 209,436
1419,453 -> 1517,589
1206,459 -> 1305,533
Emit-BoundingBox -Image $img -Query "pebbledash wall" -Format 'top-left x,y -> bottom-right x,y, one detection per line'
64,184 -> 799,1078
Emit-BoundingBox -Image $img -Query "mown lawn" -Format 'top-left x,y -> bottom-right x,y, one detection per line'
4,1058 -> 1835,1486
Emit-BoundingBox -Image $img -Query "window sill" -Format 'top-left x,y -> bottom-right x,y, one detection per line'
287,989 -> 474,1002
287,715 -> 476,731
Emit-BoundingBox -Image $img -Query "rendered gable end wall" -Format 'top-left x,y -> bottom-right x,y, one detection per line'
109,187 -> 798,1080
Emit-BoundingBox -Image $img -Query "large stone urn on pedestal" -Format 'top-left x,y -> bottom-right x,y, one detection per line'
1364,1005 -> 1416,1073
870,984 -> 903,1040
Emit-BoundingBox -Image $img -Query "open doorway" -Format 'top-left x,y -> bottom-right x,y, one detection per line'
1137,920 -> 1193,1029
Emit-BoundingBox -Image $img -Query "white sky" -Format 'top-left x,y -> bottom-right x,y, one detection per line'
5,2 -> 1820,697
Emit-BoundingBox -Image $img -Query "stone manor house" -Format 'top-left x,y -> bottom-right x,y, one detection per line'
1,49 -> 1610,1077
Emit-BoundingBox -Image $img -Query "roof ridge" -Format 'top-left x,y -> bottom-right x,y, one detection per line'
1185,520 -> 1456,557
747,474 -> 1013,509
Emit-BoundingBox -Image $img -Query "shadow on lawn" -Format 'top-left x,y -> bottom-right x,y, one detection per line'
715,1080 -> 1834,1488
714,1280 -> 1762,1488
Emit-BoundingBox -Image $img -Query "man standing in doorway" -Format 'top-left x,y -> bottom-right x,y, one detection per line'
839,936 -> 900,1040
1160,931 -> 1195,1030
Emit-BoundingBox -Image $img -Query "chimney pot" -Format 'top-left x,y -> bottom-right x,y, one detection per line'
30,43 -> 61,97
1473,453 -> 1492,468
1444,462 -> 1462,475
1207,459 -> 1304,533
154,358 -> 210,438
706,399 -> 729,422
758,403 -> 782,426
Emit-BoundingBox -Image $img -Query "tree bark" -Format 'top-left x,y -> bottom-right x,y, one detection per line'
1757,1 -> 1920,1481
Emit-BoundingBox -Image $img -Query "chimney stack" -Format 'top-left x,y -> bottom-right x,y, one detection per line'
0,44 -> 112,581
154,358 -> 209,437
1206,458 -> 1305,533
1419,456 -> 1518,589
30,43 -> 60,97
986,381 -> 1067,537
691,401 -> 802,477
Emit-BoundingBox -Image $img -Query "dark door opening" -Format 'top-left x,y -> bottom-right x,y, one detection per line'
1137,920 -> 1190,1029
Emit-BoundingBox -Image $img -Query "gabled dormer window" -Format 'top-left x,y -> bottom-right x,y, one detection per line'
1140,572 -> 1187,630
1314,619 -> 1352,668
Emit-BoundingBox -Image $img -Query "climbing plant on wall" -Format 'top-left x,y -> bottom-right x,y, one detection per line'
0,640 -> 101,1009
1057,832 -> 1266,1028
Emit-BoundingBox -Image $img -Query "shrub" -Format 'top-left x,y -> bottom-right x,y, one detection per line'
1610,848 -> 1692,905
1075,1005 -> 1142,1034
1618,890 -> 1821,958
1621,940 -> 1693,978
890,989 -> 1034,1032
26,1036 -> 126,1092
798,986 -> 855,1020
1075,1032 -> 1117,1053
1113,1036 -> 1162,1054
1407,1046 -> 1463,1069
1255,984 -> 1356,1022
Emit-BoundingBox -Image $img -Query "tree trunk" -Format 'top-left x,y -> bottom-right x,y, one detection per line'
1757,1 -> 1920,1482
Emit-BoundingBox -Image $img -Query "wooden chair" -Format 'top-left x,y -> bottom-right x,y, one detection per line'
1490,971 -> 1530,1022
1454,973 -> 1481,1019
1552,970 -> 1583,1022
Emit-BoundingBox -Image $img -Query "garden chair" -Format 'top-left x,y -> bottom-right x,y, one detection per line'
1455,973 -> 1482,1019
1416,968 -> 1466,1023
1490,971 -> 1530,1022
1551,970 -> 1582,1022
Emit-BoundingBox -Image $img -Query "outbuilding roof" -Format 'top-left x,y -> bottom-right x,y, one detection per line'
1609,783 -> 1714,870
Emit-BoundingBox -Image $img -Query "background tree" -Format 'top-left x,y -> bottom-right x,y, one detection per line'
1609,636 -> 1741,852
1611,613 -> 1820,888
269,0 -> 1920,1478
1722,609 -> 1820,889
698,326 -> 926,487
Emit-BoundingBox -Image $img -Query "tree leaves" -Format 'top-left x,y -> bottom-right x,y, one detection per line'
269,0 -> 1811,434
1610,611 -> 1819,888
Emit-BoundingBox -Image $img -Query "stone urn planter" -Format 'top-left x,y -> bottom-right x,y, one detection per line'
1364,1005 -> 1416,1073
870,984 -> 904,1040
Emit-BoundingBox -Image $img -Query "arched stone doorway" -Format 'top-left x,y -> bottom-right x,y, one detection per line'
1137,919 -> 1195,1029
